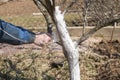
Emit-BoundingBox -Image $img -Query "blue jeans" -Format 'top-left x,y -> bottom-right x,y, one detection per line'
0,19 -> 35,45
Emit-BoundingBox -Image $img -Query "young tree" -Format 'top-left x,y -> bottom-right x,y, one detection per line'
33,0 -> 120,80
33,0 -> 80,80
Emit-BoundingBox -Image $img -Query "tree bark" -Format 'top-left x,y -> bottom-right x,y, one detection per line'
53,6 -> 80,80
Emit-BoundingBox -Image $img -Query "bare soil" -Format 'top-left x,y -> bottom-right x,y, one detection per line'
0,0 -> 39,16
93,40 -> 120,80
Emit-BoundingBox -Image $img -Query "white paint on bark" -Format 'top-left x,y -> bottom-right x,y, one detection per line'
54,6 -> 81,80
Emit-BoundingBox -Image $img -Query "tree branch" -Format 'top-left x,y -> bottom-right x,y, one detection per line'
76,14 -> 120,47
44,0 -> 55,17
33,0 -> 54,34
63,0 -> 77,15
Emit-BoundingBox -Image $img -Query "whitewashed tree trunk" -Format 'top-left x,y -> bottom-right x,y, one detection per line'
33,1 -> 81,80
53,6 -> 80,80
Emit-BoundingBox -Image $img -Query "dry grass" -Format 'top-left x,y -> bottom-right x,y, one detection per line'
0,39 -> 120,80
0,15 -> 46,28
0,48 -> 68,80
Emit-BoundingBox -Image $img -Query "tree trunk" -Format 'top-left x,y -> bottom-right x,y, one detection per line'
53,6 -> 80,80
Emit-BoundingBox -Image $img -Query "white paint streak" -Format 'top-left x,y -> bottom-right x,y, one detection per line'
54,6 -> 81,80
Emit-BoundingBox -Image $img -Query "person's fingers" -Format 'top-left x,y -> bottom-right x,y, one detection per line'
44,35 -> 52,43
41,34 -> 51,43
34,34 -> 52,45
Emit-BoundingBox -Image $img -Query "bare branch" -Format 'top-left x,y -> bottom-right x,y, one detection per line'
82,0 -> 90,35
33,0 -> 47,15
33,0 -> 53,34
75,0 -> 120,47
63,0 -> 77,15
34,0 -> 55,17
44,0 -> 55,17
36,0 -> 47,9
76,13 -> 120,47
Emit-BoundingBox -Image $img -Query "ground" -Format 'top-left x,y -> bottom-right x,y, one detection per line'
0,0 -> 39,16
0,0 -> 120,80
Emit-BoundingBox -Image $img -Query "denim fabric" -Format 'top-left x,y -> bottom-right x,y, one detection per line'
0,20 -> 3,39
0,19 -> 35,45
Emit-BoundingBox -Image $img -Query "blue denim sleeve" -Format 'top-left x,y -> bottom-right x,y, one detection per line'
0,19 -> 35,44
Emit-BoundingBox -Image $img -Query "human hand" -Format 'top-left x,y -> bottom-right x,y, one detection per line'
34,33 -> 52,46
